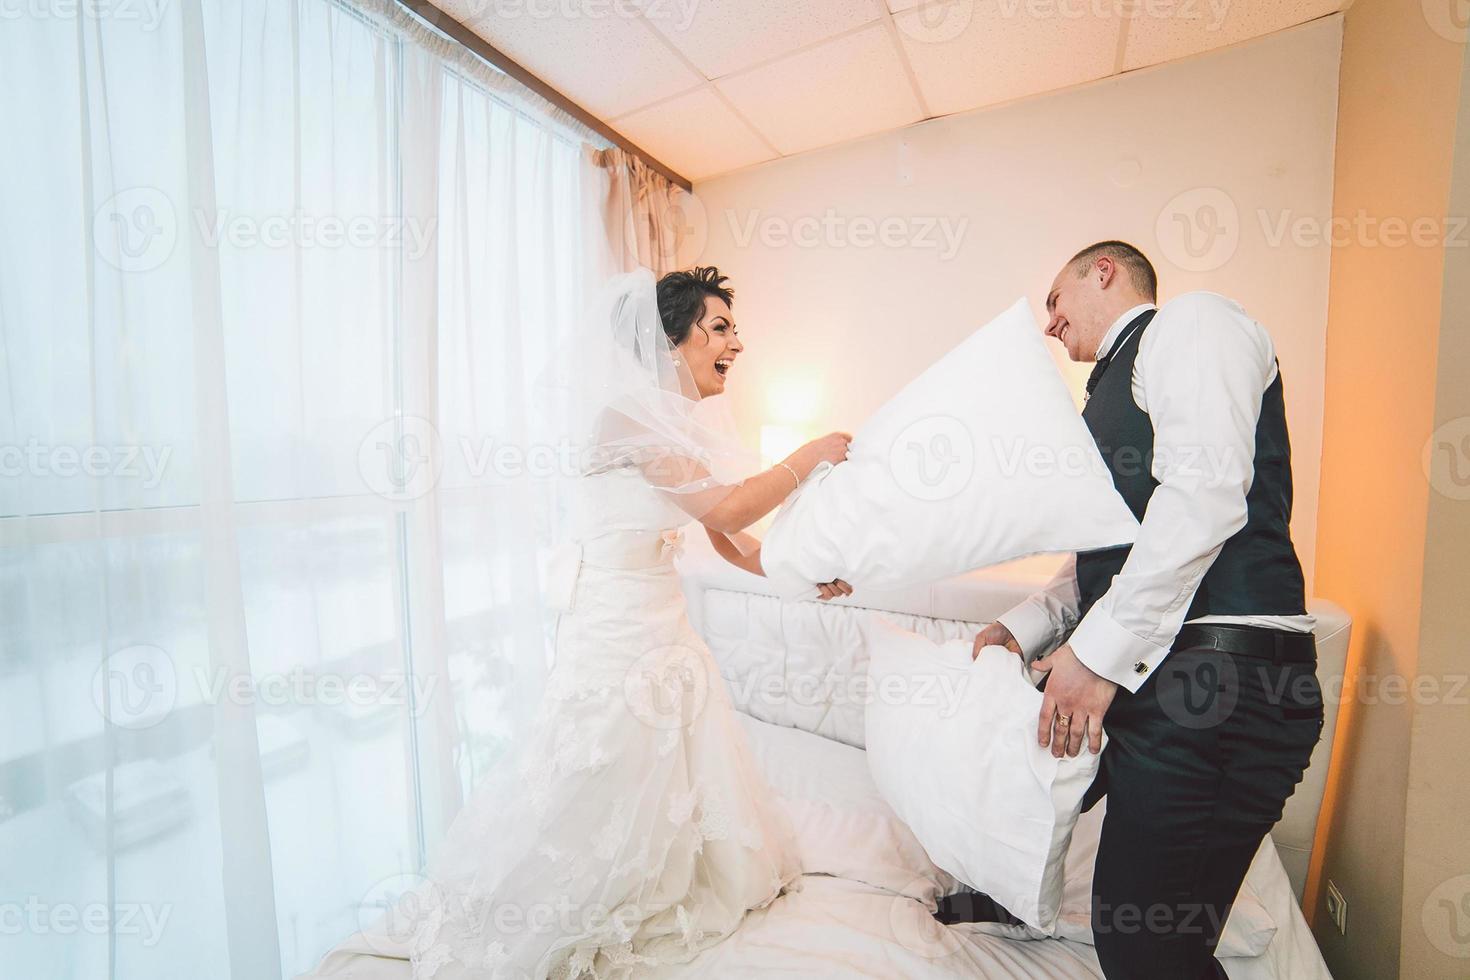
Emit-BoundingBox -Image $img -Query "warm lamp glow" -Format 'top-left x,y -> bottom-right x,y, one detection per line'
765,376 -> 823,427
760,423 -> 807,469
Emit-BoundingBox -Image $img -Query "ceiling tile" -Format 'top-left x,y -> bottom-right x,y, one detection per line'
644,0 -> 884,79
716,24 -> 923,155
425,0 -> 1341,186
894,0 -> 1125,117
434,0 -> 702,119
612,87 -> 777,180
1122,0 -> 1341,70
883,0 -> 981,22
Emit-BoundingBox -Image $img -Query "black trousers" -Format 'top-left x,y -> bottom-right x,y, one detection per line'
1087,643 -> 1324,980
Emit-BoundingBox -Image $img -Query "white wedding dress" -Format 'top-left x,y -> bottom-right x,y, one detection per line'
405,465 -> 802,979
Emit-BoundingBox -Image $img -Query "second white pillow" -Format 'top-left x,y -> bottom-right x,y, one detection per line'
737,712 -> 958,908
862,617 -> 1101,932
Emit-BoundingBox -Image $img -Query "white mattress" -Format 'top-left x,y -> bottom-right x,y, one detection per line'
299,716 -> 1332,980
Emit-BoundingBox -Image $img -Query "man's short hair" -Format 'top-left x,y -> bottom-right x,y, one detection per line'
1067,241 -> 1158,301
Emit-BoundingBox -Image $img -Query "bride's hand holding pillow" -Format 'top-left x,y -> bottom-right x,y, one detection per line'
782,431 -> 852,483
701,431 -> 853,592
787,437 -> 856,600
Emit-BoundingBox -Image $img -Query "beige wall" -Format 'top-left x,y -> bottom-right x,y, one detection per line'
1306,0 -> 1466,974
1403,45 -> 1470,970
692,18 -> 1342,588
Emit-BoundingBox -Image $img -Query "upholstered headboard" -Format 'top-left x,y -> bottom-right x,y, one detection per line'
676,532 -> 1350,904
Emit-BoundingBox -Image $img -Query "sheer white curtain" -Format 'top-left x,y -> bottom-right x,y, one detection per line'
0,2 -> 588,977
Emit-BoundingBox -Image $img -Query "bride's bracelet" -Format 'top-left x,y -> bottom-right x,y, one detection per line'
776,461 -> 800,491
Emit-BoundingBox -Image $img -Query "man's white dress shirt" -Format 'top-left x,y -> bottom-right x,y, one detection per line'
997,293 -> 1315,693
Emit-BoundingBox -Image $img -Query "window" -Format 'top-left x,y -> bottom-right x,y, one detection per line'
0,2 -> 587,976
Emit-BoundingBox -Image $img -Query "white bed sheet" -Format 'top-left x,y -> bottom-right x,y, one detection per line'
303,862 -> 1327,980
299,715 -> 1332,980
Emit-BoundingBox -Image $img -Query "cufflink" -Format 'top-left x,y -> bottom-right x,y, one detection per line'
1133,661 -> 1148,675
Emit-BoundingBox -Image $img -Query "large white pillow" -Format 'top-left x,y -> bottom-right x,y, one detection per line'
862,617 -> 1100,932
760,297 -> 1137,598
737,713 -> 959,909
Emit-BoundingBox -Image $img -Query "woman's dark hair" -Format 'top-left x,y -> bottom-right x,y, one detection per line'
656,267 -> 734,346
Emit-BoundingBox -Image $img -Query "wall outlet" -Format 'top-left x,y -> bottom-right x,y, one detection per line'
1325,879 -> 1348,935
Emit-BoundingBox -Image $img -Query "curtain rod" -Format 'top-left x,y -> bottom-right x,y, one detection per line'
394,0 -> 693,191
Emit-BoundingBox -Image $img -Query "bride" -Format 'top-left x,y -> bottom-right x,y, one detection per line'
403,267 -> 853,979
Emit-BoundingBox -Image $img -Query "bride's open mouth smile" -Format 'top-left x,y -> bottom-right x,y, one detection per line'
714,357 -> 733,378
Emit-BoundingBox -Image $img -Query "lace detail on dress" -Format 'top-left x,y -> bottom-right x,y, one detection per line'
405,885 -> 452,979
666,788 -> 698,826
610,838 -> 652,881
695,788 -> 731,846
544,666 -> 618,704
481,940 -> 510,971
592,801 -> 630,861
414,943 -> 453,980
520,713 -> 615,822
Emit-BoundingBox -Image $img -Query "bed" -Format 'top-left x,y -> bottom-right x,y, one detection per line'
302,534 -> 1348,979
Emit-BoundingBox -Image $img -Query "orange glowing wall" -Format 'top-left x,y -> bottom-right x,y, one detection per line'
1306,0 -> 1466,975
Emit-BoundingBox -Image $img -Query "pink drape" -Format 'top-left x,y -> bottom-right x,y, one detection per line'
582,146 -> 702,278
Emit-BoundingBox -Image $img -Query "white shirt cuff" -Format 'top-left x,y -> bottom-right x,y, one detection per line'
996,600 -> 1062,664
1068,607 -> 1172,693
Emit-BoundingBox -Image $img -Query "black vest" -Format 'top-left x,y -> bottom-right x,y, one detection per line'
1075,309 -> 1307,619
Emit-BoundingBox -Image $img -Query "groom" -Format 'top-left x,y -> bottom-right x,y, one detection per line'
971,242 -> 1324,978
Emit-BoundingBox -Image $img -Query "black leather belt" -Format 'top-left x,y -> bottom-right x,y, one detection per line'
1172,623 -> 1316,664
